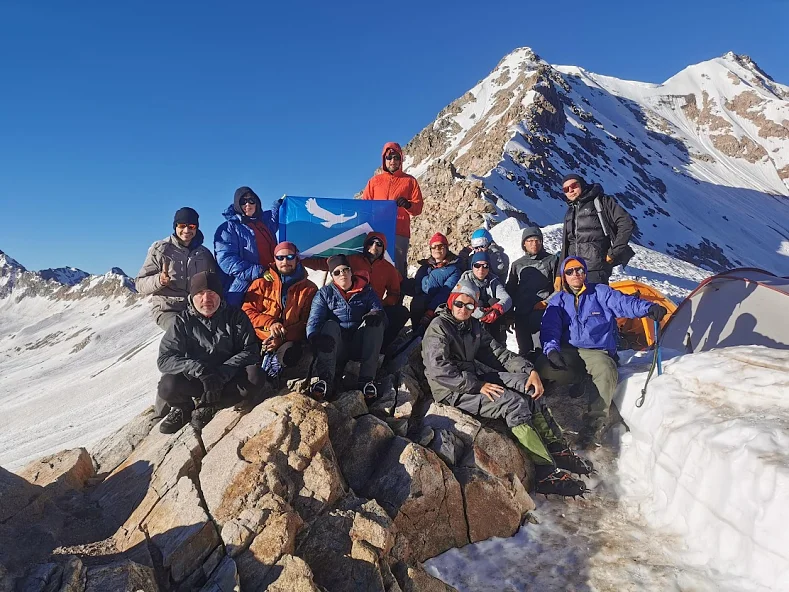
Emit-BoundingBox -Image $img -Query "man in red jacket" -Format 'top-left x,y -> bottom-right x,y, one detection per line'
361,142 -> 424,277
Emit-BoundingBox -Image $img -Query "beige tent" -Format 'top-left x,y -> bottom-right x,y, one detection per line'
661,268 -> 789,353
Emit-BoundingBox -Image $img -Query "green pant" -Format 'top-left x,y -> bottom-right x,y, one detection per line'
535,345 -> 619,426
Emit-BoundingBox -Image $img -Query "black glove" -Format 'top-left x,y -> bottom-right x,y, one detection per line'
309,333 -> 336,353
647,304 -> 667,322
395,197 -> 411,209
362,311 -> 383,327
200,374 -> 224,404
547,350 -> 567,371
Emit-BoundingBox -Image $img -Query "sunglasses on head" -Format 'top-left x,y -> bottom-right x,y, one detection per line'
369,239 -> 384,247
332,267 -> 352,277
176,223 -> 197,230
472,263 -> 489,269
564,267 -> 586,276
385,153 -> 401,161
562,182 -> 580,194
239,197 -> 256,205
452,300 -> 476,311
275,254 -> 297,261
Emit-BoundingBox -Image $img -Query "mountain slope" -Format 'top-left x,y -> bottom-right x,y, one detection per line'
405,48 -> 789,274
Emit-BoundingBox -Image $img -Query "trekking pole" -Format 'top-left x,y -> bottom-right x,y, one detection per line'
635,320 -> 661,408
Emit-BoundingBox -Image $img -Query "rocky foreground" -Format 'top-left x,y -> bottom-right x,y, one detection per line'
0,349 -> 539,591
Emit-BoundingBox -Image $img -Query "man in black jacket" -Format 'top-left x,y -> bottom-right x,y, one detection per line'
507,226 -> 559,355
157,271 -> 263,434
559,174 -> 635,285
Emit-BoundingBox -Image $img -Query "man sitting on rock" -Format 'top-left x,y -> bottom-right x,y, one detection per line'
157,271 -> 264,434
406,232 -> 463,330
306,255 -> 386,401
242,241 -> 317,381
459,250 -> 512,344
536,257 -> 667,449
422,279 -> 591,497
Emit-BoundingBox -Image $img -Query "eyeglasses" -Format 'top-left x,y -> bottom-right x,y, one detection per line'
239,197 -> 256,205
275,254 -> 297,261
452,300 -> 476,311
176,223 -> 197,230
564,267 -> 586,276
562,182 -> 580,194
332,267 -> 352,277
385,153 -> 401,161
472,263 -> 489,269
472,245 -> 488,252
430,244 -> 447,250
369,239 -> 384,247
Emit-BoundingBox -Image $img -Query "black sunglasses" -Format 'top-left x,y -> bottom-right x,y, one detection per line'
332,267 -> 352,277
564,267 -> 586,276
239,197 -> 256,206
472,263 -> 489,269
385,153 -> 401,161
369,239 -> 384,247
275,254 -> 297,261
452,300 -> 476,311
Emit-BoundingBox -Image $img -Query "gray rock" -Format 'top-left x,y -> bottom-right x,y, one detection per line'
265,555 -> 320,592
84,560 -> 158,592
333,390 -> 369,418
199,557 -> 239,592
88,406 -> 158,476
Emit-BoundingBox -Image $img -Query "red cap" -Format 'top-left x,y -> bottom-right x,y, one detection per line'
429,232 -> 448,246
274,241 -> 298,256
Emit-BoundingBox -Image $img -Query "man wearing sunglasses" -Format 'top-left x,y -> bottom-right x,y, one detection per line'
361,142 -> 424,277
408,232 -> 463,330
242,241 -> 318,378
459,250 -> 512,343
136,207 -> 217,333
422,279 -> 591,497
537,257 -> 667,449
214,186 -> 281,306
306,254 -> 386,401
558,173 -> 635,287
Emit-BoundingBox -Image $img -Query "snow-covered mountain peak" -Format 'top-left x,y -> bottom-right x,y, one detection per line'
0,250 -> 26,273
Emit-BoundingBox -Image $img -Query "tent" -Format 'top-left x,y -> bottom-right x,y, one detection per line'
610,280 -> 677,350
660,268 -> 789,353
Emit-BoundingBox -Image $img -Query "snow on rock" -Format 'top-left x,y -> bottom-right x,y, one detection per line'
38,267 -> 90,286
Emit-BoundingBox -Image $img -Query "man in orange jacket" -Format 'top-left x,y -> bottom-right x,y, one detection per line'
303,232 -> 408,348
242,242 -> 318,376
361,142 -> 424,277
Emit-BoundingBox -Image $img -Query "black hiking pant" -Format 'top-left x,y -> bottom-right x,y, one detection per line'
157,365 -> 265,413
383,304 -> 409,349
514,309 -> 544,355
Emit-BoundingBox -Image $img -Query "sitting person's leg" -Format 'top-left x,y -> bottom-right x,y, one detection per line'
312,320 -> 345,397
353,321 -> 386,394
576,347 -> 619,447
157,373 -> 201,433
533,344 -> 587,388
382,304 -> 409,348
409,294 -> 428,328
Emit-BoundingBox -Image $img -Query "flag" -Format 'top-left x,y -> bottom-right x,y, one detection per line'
278,196 -> 397,263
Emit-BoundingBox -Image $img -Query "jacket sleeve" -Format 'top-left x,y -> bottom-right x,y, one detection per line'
241,279 -> 277,337
381,265 -> 402,306
361,178 -> 374,200
423,324 -> 484,395
540,295 -> 567,356
600,285 -> 653,319
306,288 -> 330,339
415,265 -> 428,295
157,318 -> 207,378
491,277 -> 513,313
605,196 -> 635,261
407,180 -> 424,217
365,286 -> 386,321
476,327 -> 533,374
218,310 -> 262,379
214,222 -> 264,282
428,265 -> 461,311
135,244 -> 164,295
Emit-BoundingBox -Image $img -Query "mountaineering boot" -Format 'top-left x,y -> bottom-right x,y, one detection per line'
310,379 -> 328,402
358,377 -> 379,403
547,441 -> 594,475
576,421 -> 606,451
159,407 -> 186,434
534,466 -> 588,498
190,406 -> 216,432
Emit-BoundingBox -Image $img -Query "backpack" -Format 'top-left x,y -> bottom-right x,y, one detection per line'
593,196 -> 635,269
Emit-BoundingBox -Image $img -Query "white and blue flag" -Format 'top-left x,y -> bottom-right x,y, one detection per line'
279,196 -> 397,263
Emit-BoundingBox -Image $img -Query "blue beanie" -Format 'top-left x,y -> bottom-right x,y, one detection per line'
470,251 -> 489,268
470,229 -> 492,248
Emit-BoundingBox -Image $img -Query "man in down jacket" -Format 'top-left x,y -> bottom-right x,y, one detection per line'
407,232 -> 463,329
421,279 -> 591,497
135,207 -> 217,331
157,271 -> 263,434
459,250 -> 512,344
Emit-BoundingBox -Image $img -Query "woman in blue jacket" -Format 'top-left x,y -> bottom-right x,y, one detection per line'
214,186 -> 280,307
536,256 -> 666,449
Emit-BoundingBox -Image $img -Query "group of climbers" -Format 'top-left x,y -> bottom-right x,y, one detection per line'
134,141 -> 666,497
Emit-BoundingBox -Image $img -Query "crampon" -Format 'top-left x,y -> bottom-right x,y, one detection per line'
535,468 -> 589,499
548,442 -> 594,475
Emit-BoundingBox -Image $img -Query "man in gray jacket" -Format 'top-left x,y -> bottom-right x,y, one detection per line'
459,250 -> 512,344
421,279 -> 591,497
156,271 -> 263,434
507,227 -> 559,355
135,207 -> 217,331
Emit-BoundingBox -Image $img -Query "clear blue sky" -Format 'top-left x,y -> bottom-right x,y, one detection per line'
1,0 -> 787,275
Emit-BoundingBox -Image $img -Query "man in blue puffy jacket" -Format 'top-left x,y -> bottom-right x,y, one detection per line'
214,186 -> 280,307
536,256 -> 666,449
408,232 -> 463,329
306,255 -> 386,401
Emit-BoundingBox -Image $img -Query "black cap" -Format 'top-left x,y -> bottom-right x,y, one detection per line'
561,173 -> 587,191
327,254 -> 350,273
173,207 -> 199,229
189,271 -> 223,298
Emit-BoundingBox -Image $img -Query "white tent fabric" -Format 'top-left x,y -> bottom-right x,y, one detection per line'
661,268 -> 789,352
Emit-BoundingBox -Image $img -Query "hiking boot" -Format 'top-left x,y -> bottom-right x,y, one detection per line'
576,422 -> 606,451
159,407 -> 187,434
548,441 -> 594,475
190,406 -> 216,432
358,378 -> 379,402
310,380 -> 328,401
535,468 -> 588,498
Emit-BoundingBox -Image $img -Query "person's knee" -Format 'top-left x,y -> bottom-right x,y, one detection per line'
499,389 -> 533,427
157,374 -> 183,402
320,320 -> 342,337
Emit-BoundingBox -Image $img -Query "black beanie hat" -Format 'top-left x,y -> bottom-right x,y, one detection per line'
561,173 -> 587,191
173,207 -> 199,230
189,271 -> 223,298
233,186 -> 261,215
327,254 -> 350,273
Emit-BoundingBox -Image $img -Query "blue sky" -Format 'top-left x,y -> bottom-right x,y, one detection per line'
1,0 -> 787,275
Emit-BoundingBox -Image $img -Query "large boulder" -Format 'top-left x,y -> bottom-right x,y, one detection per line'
88,406 -> 159,477
266,555 -> 320,592
84,560 -> 158,592
328,411 -> 396,494
17,448 -> 95,493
